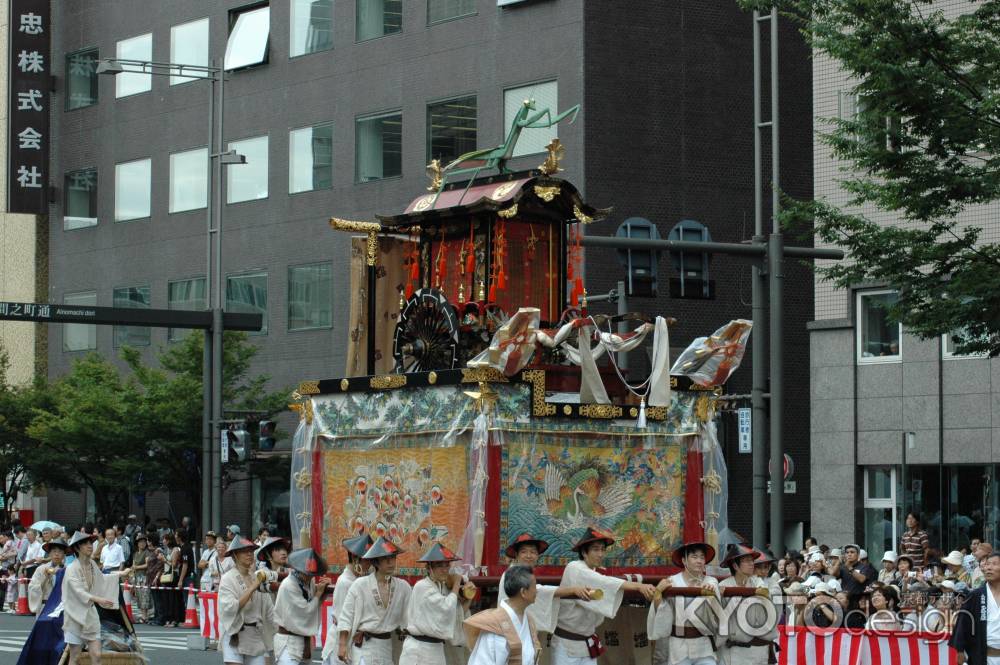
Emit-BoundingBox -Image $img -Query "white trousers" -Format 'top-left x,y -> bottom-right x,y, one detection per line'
398,636 -> 446,665
350,635 -> 394,665
550,641 -> 595,665
721,645 -> 769,665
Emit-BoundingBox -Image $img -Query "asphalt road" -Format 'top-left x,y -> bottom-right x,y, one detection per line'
0,611 -> 295,665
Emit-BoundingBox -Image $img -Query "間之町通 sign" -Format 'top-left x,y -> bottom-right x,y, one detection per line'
7,0 -> 50,214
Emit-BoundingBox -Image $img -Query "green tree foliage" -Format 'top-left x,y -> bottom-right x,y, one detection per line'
740,0 -> 1000,354
25,332 -> 288,522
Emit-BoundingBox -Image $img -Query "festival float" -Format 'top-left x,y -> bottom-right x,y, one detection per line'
287,101 -> 753,663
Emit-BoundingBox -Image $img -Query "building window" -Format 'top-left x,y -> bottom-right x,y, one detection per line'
427,96 -> 477,165
115,158 -> 151,222
288,263 -> 332,331
66,48 -> 99,110
356,112 -> 402,181
170,148 -> 208,213
504,80 -> 557,157
356,0 -> 402,41
115,33 -> 152,98
113,285 -> 151,348
63,291 -> 97,351
225,5 -> 270,70
857,290 -> 901,362
943,329 -> 989,359
170,18 -> 210,85
428,0 -> 476,24
862,466 -> 900,566
289,123 -> 333,193
667,219 -> 713,299
291,0 -> 332,56
227,136 -> 269,203
167,277 -> 206,342
227,272 -> 268,335
64,168 -> 98,230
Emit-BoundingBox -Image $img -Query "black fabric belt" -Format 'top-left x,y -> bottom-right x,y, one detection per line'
728,637 -> 772,648
241,622 -> 258,629
554,627 -> 589,641
407,634 -> 445,644
277,627 -> 309,638
362,631 -> 392,641
672,626 -> 710,639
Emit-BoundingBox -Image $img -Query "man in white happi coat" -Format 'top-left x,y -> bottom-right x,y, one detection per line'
323,534 -> 373,665
255,536 -> 292,660
273,548 -> 330,664
337,536 -> 411,665
718,544 -> 775,665
61,531 -> 131,665
466,564 -> 540,665
219,535 -> 275,665
648,539 -> 721,665
497,533 -> 593,635
551,527 -> 656,665
399,542 -> 473,665
29,537 -> 68,615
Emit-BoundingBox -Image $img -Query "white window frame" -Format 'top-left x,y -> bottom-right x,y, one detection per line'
856,289 -> 902,364
942,331 -> 989,360
863,466 -> 900,561
503,79 -> 558,158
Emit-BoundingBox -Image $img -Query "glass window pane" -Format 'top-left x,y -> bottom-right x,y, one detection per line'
227,273 -> 268,335
66,48 -> 98,110
357,0 -> 402,41
227,136 -> 269,203
64,168 -> 98,230
63,291 -> 97,352
859,292 -> 900,358
867,468 -> 892,500
116,34 -> 152,98
356,112 -> 402,181
427,96 -> 477,165
115,158 -> 151,222
291,0 -> 333,56
428,0 -> 476,24
170,148 -> 208,212
288,263 -> 332,330
864,507 -> 895,566
504,80 -> 558,157
289,123 -> 333,193
168,277 -> 206,342
113,285 -> 151,347
170,18 -> 210,85
225,6 -> 270,70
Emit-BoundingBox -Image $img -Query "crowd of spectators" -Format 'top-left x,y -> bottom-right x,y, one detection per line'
0,515 -> 251,626
776,514 -> 991,632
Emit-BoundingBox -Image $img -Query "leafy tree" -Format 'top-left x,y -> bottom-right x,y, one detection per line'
123,331 -> 289,513
26,353 -> 147,520
740,0 -> 1000,355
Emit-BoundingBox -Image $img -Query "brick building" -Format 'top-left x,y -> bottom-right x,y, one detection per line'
41,0 -> 814,543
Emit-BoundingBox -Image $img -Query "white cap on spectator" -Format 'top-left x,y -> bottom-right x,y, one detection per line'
942,551 -> 965,567
807,545 -> 820,555
860,549 -> 868,560
809,552 -> 825,564
829,548 -> 842,558
812,582 -> 834,597
826,578 -> 842,593
883,551 -> 897,563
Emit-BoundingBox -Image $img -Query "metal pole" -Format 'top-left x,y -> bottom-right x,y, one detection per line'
751,8 -> 768,550
211,67 -> 225,533
768,233 -> 784,555
768,8 -> 784,554
616,279 -> 628,372
201,61 -> 215,537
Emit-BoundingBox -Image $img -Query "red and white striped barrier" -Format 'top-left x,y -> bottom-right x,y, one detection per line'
200,591 -> 220,641
778,626 -> 957,665
315,599 -> 333,647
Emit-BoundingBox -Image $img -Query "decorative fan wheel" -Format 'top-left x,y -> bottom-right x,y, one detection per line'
393,288 -> 460,373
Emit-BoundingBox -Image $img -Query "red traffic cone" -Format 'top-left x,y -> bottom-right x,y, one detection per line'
15,578 -> 30,615
122,581 -> 134,622
182,585 -> 199,628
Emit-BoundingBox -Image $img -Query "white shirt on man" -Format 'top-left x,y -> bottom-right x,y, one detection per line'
99,541 -> 125,569
986,584 -> 1000,651
467,600 -> 535,665
24,540 -> 44,564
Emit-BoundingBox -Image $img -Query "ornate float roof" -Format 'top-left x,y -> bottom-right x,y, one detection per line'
375,171 -> 611,230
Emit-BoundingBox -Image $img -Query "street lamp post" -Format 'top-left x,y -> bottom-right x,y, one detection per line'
97,57 -> 244,537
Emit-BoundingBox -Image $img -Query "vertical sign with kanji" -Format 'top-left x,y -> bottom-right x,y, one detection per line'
7,0 -> 50,214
